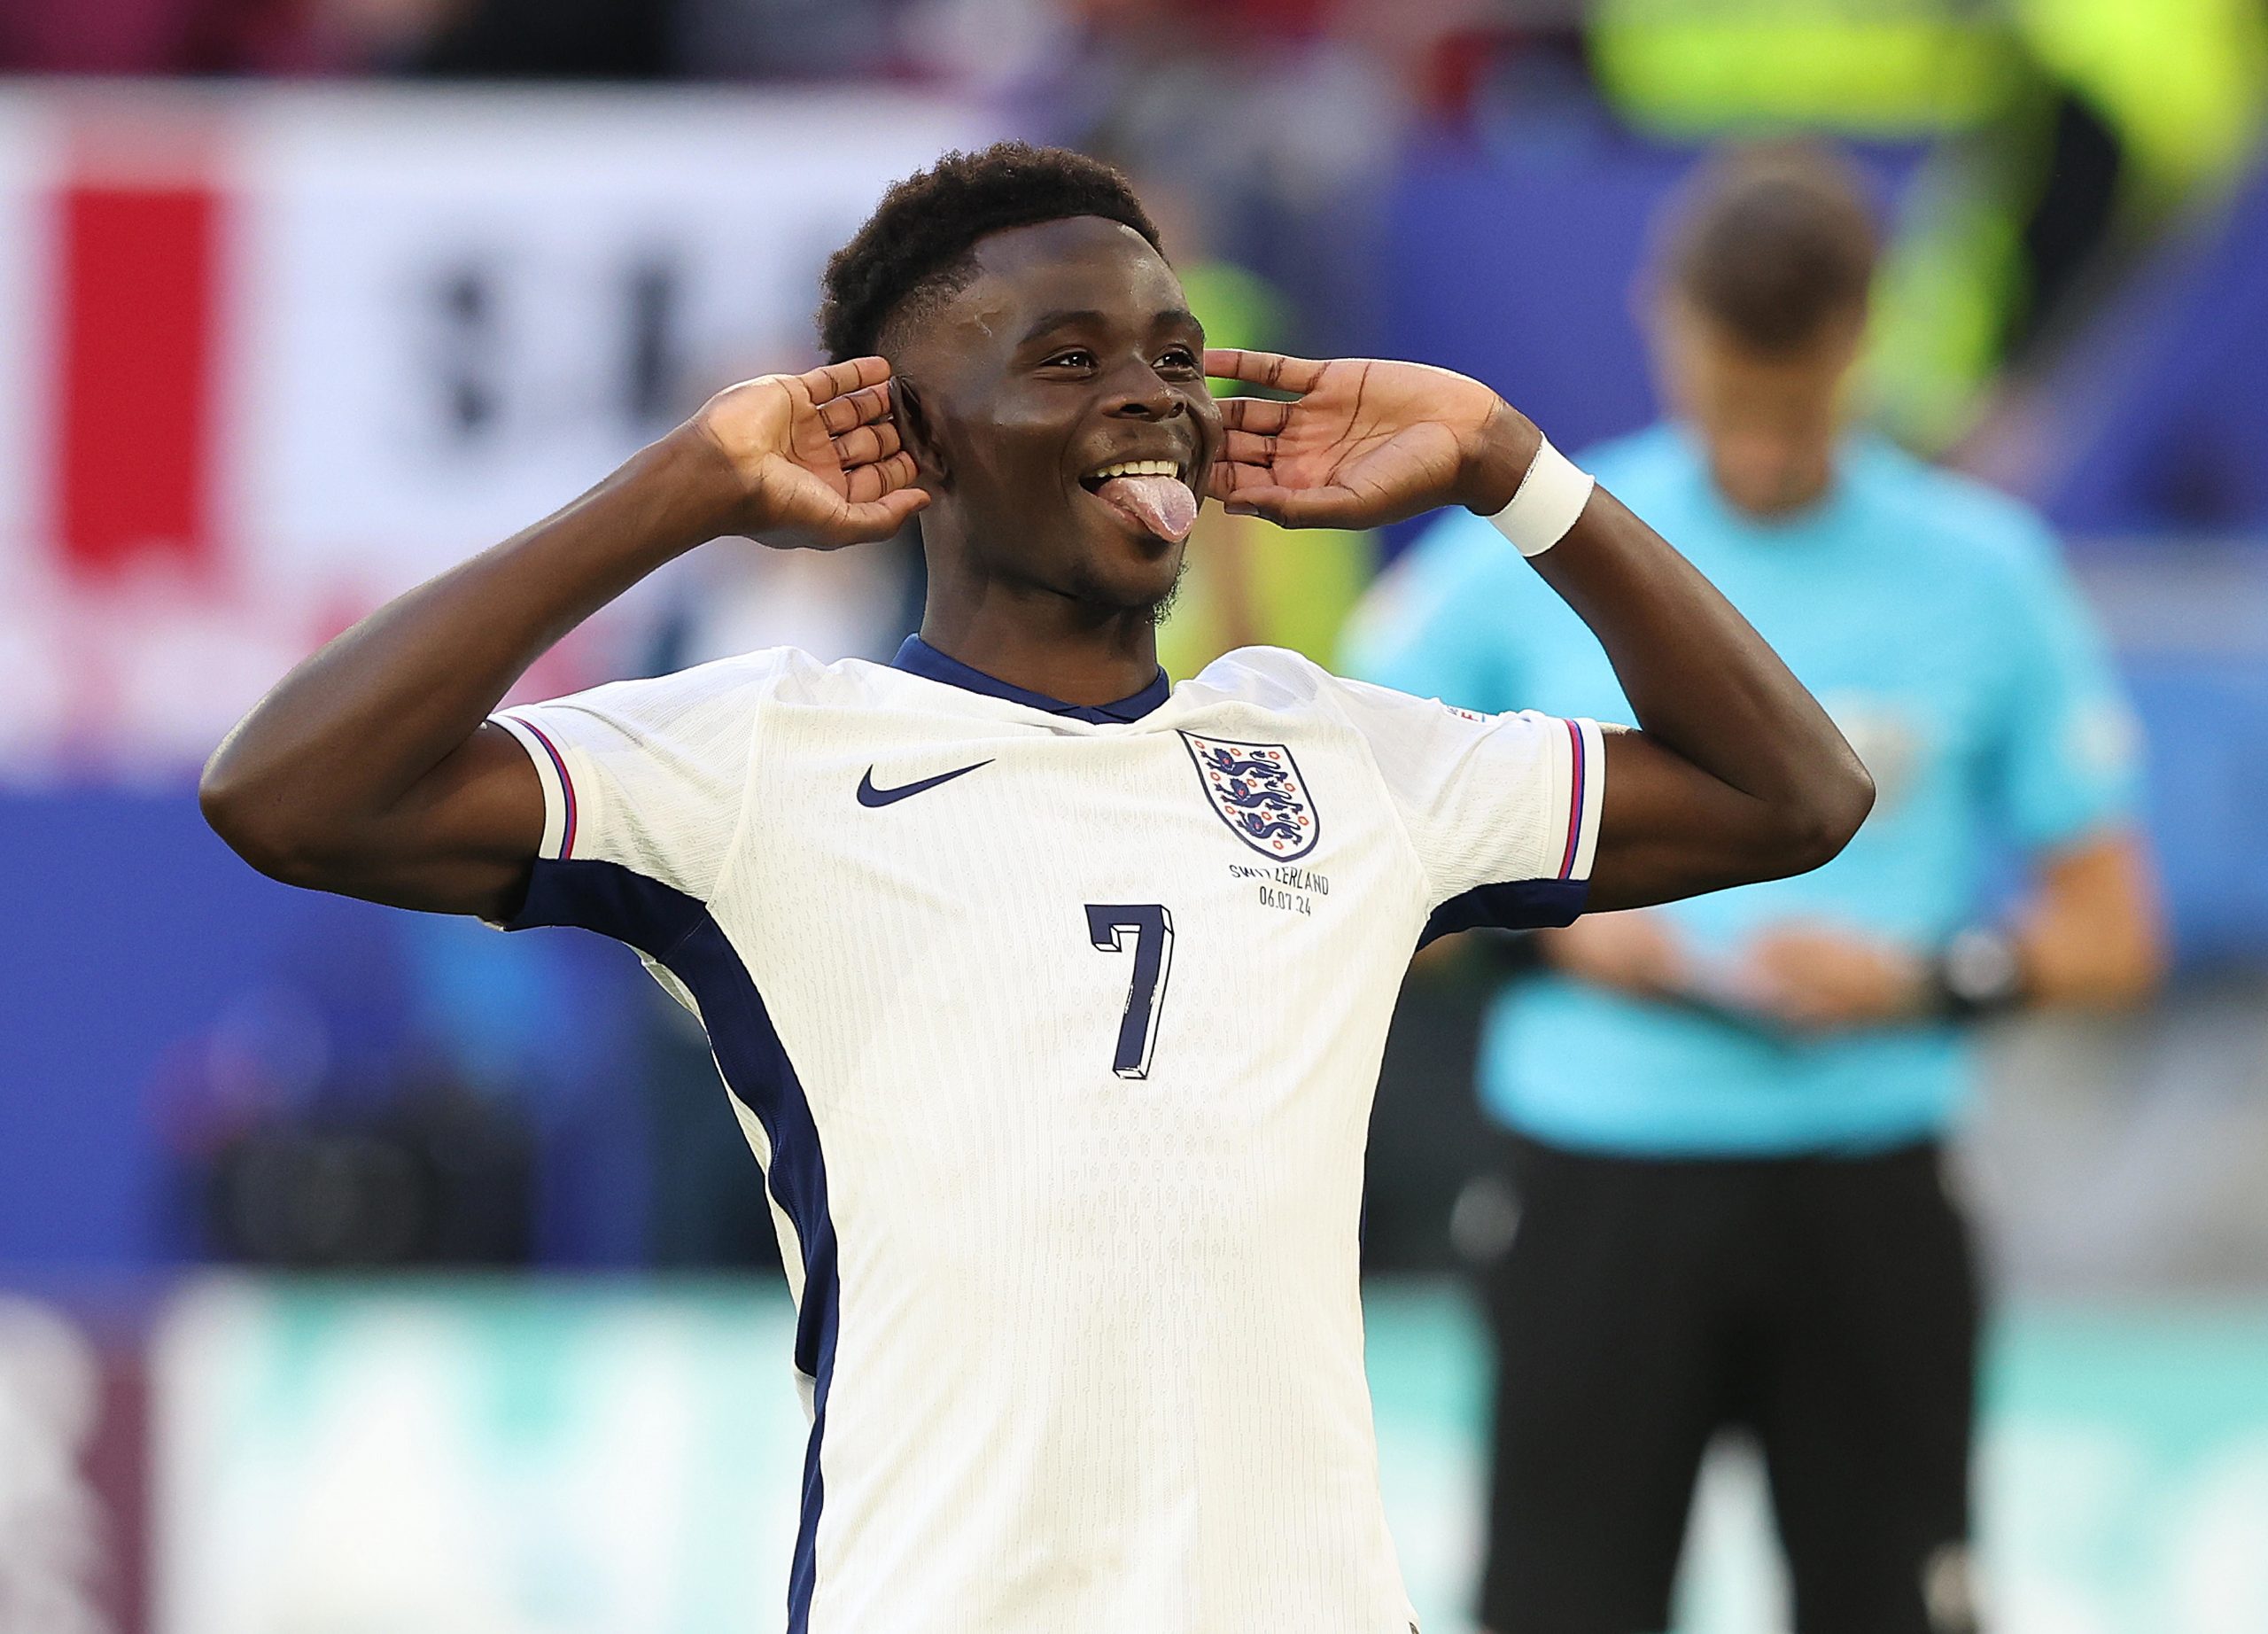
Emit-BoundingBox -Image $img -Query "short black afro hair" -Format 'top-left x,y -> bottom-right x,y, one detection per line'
817,141 -> 1163,364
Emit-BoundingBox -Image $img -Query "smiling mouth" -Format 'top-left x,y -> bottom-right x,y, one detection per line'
1078,457 -> 1189,492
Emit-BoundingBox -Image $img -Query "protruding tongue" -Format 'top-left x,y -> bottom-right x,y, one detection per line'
1097,474 -> 1199,543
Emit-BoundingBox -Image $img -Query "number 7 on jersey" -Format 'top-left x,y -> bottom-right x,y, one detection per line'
1084,904 -> 1175,1079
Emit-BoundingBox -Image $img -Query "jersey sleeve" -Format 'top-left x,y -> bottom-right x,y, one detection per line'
1980,527 -> 2144,852
487,652 -> 781,941
1324,671 -> 1606,935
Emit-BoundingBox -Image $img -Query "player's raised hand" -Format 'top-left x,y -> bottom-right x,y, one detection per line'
1204,349 -> 1541,529
687,356 -> 930,549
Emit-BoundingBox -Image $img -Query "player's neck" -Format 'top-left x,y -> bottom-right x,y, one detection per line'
916,593 -> 1163,708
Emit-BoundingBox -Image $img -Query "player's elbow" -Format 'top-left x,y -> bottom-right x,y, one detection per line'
1814,758 -> 1876,862
198,755 -> 337,891
1769,759 -> 1876,879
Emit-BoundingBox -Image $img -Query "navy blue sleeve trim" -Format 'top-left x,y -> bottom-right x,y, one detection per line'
506,852 -> 707,949
1418,876 -> 1589,949
505,855 -> 835,1634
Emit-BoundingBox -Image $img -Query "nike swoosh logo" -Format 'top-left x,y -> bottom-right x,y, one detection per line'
857,759 -> 993,808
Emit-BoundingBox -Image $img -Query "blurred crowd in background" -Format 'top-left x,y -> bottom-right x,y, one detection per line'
6,3 -> 2268,1631
21,0 -> 2259,1277
12,0 -> 2268,444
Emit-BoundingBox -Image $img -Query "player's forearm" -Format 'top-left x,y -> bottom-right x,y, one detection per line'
1471,410 -> 1874,873
201,431 -> 734,874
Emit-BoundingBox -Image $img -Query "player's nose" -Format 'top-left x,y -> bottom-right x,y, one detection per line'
1099,359 -> 1186,420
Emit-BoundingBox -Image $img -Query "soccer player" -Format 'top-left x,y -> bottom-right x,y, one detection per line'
201,144 -> 1871,1634
1346,144 -> 2164,1634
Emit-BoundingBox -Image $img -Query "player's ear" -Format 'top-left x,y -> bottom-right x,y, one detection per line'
892,377 -> 951,489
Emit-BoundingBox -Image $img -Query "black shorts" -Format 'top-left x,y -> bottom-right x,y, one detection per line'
1478,1134 -> 1981,1634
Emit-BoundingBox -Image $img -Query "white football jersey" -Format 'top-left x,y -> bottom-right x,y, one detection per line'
492,637 -> 1604,1634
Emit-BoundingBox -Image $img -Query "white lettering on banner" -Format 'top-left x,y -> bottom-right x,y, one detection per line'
0,88 -> 998,776
226,91 -> 994,587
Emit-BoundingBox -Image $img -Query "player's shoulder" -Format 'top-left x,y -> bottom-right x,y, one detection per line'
1184,644 -> 1340,708
1183,645 -> 1489,729
555,645 -> 805,715
751,647 -> 921,707
540,646 -> 911,732
1184,645 -> 1405,727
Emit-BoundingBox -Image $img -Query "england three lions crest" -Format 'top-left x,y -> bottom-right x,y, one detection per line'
1181,733 -> 1320,860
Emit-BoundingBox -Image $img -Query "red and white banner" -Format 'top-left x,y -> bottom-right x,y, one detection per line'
0,85 -> 993,779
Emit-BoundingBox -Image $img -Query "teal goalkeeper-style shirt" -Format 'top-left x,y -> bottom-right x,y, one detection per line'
1343,425 -> 2142,1155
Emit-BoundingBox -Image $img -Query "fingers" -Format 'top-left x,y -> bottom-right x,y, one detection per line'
832,417 -> 903,469
798,354 -> 893,403
837,487 -> 931,539
1210,460 -> 1301,505
817,382 -> 893,436
1217,396 -> 1293,435
1208,458 -> 1265,502
1205,348 -> 1324,394
1222,428 -> 1277,466
843,450 -> 919,505
1212,472 -> 1358,528
1207,460 -> 1256,503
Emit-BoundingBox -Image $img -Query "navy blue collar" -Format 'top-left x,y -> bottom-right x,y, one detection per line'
891,634 -> 1171,724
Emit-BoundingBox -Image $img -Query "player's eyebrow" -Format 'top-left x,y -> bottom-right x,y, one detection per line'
1019,308 -> 1107,343
1017,307 -> 1202,344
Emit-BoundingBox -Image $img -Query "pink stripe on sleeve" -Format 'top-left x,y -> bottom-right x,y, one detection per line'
520,719 -> 578,860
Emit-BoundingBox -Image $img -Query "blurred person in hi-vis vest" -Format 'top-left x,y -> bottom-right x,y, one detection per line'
1346,143 -> 2166,1634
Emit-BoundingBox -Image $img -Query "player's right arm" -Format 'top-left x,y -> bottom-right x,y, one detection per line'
1209,348 -> 1875,912
199,359 -> 926,921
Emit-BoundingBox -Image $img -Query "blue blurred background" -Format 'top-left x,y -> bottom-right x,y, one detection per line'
3,3 -> 2267,1630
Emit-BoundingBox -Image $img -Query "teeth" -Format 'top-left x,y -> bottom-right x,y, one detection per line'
1091,459 -> 1181,480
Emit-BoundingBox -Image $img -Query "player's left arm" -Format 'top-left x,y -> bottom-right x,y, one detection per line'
1208,349 -> 1873,910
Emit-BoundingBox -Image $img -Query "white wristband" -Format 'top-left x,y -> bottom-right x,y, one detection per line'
1486,436 -> 1595,557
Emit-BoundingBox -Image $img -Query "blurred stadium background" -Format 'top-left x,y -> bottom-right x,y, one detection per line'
4,3 -> 2268,1630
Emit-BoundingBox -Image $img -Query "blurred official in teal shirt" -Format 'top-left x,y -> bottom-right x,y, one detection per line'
1345,144 -> 2164,1634
1351,423 -> 2140,1153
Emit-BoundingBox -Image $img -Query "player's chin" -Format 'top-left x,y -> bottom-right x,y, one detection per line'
1067,533 -> 1185,618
